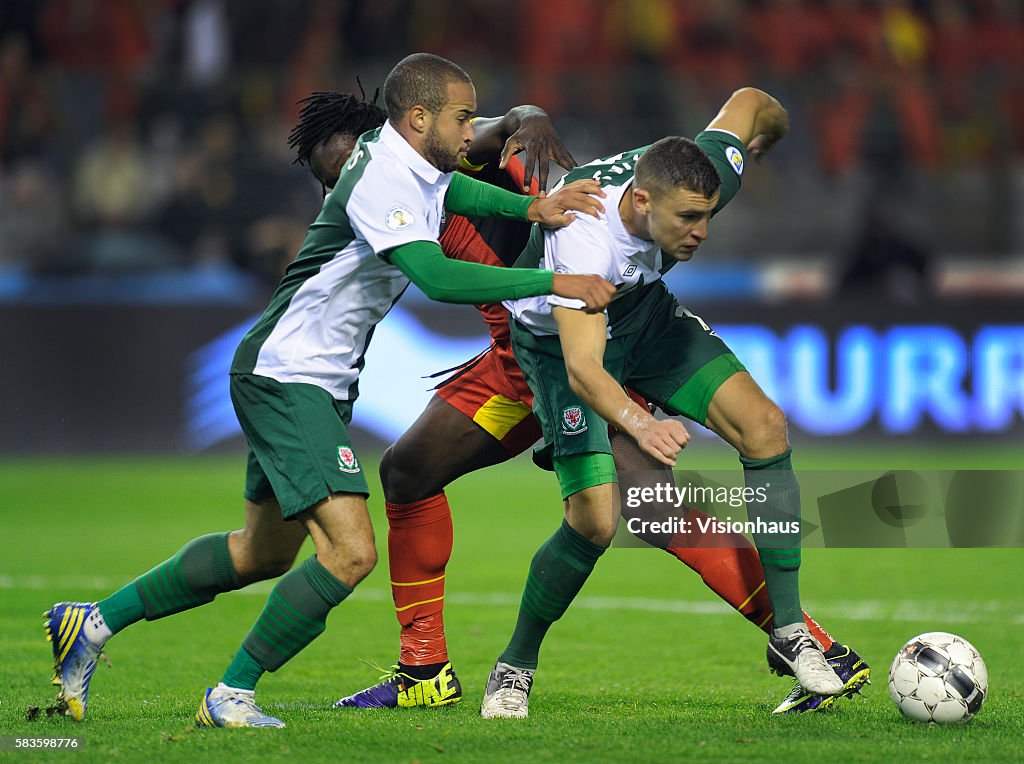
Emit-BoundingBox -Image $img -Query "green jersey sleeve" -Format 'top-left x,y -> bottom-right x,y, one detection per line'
444,171 -> 536,220
695,129 -> 747,214
386,240 -> 553,304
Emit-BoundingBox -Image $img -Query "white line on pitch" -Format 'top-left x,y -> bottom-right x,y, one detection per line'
3,573 -> 1021,624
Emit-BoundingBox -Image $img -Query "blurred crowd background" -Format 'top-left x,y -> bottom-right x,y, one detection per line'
1,0 -> 1022,300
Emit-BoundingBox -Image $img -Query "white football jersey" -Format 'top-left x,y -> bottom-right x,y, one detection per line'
233,121 -> 452,400
505,129 -> 746,338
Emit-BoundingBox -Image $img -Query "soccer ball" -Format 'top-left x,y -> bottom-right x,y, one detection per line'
888,632 -> 988,723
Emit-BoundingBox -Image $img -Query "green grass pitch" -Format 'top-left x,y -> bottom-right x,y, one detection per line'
1,444 -> 1022,762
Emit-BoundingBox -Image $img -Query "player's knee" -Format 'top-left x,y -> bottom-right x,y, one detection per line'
569,513 -> 617,546
346,544 -> 378,583
738,401 -> 789,459
759,401 -> 788,445
585,515 -> 619,546
229,529 -> 299,583
232,557 -> 292,586
379,445 -> 421,503
566,489 -> 619,545
317,542 -> 377,586
378,446 -> 398,490
253,553 -> 297,580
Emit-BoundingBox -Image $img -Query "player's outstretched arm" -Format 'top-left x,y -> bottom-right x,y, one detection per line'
389,241 -> 613,311
553,307 -> 690,466
466,105 -> 577,192
445,173 -> 604,228
705,87 -> 789,161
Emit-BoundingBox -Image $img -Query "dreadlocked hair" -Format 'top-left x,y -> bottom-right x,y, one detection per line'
287,84 -> 387,167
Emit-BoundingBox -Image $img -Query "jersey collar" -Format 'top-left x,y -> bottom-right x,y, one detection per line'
380,120 -> 444,184
605,180 -> 650,250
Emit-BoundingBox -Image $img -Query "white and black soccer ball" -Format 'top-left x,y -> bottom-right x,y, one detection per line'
888,632 -> 988,723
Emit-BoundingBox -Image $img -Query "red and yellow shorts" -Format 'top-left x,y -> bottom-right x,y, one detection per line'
435,342 -> 649,457
436,343 -> 541,456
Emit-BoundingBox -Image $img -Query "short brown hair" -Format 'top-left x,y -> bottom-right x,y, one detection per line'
634,137 -> 721,200
383,53 -> 472,122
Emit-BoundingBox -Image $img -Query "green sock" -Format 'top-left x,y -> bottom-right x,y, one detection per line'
103,532 -> 239,630
97,583 -> 146,635
224,556 -> 351,689
499,520 -> 606,670
741,450 -> 803,627
222,648 -> 265,692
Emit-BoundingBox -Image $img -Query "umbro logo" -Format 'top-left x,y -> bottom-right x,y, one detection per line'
623,265 -> 637,278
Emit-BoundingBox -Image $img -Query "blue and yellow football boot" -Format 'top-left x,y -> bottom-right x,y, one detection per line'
44,602 -> 106,721
196,685 -> 285,728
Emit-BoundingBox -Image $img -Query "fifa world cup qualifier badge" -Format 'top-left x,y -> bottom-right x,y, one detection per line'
385,206 -> 414,231
337,446 -> 361,473
561,406 -> 587,435
725,146 -> 744,175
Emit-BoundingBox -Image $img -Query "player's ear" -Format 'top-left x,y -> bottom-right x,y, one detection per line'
632,187 -> 651,215
409,104 -> 431,134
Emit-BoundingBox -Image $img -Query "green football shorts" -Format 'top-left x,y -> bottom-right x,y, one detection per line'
230,373 -> 369,519
512,281 -> 745,499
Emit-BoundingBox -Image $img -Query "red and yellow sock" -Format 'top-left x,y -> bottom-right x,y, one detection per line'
387,493 -> 453,667
665,507 -> 834,650
801,611 -> 834,651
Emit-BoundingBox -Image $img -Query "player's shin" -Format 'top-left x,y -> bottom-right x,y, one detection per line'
664,513 -> 834,649
665,524 -> 775,628
386,493 -> 453,673
741,452 -> 843,694
223,556 -> 352,690
102,532 -> 240,636
739,450 -> 803,627
801,611 -> 835,651
498,519 -> 606,670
